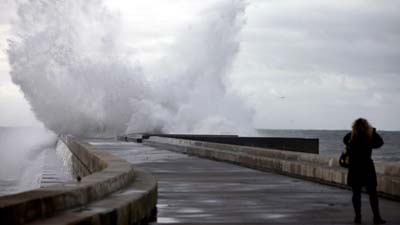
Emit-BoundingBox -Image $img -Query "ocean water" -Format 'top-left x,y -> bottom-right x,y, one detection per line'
258,129 -> 400,162
0,127 -> 58,196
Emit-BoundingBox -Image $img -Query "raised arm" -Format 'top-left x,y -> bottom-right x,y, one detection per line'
343,132 -> 351,146
372,129 -> 384,149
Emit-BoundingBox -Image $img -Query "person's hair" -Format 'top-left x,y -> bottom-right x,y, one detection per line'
351,118 -> 373,144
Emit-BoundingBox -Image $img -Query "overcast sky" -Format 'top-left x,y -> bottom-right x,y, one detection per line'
1,0 -> 399,130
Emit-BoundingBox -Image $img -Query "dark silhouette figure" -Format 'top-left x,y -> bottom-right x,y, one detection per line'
343,118 -> 386,224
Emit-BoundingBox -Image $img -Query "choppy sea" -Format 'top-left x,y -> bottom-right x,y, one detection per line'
258,129 -> 400,162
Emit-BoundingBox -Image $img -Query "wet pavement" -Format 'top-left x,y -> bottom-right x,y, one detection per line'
87,139 -> 400,225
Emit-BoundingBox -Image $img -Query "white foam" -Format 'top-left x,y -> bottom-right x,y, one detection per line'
0,127 -> 57,195
8,0 -> 256,137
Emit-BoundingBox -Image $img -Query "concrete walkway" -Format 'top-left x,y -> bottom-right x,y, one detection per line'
87,139 -> 400,225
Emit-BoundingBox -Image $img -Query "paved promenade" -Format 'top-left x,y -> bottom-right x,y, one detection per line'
87,139 -> 400,225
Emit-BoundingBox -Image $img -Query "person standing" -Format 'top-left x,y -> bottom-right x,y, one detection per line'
343,118 -> 386,224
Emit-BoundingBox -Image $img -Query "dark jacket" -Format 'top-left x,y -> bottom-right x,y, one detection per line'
343,129 -> 384,187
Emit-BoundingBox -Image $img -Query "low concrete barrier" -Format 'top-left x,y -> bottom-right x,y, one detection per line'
0,136 -> 157,225
121,133 -> 319,154
144,136 -> 400,200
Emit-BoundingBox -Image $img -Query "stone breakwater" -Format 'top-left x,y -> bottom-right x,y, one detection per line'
144,136 -> 400,200
0,136 -> 157,225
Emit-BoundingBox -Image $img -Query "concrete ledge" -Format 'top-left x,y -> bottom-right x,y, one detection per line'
0,136 -> 157,225
121,133 -> 319,154
144,136 -> 400,201
29,170 -> 157,225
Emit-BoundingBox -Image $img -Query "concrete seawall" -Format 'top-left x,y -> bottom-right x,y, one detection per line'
0,136 -> 157,225
120,134 -> 319,154
144,136 -> 400,200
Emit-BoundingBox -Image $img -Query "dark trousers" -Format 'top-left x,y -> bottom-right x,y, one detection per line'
351,185 -> 381,219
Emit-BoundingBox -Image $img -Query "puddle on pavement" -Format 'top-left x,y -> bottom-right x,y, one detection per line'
156,217 -> 180,223
177,208 -> 204,213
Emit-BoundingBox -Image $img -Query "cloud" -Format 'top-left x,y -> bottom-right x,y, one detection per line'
240,0 -> 400,77
230,0 -> 400,130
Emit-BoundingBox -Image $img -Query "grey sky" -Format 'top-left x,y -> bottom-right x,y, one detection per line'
1,0 -> 400,130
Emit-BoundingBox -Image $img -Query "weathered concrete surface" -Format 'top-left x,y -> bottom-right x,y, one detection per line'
29,169 -> 157,225
90,139 -> 400,224
145,136 -> 400,200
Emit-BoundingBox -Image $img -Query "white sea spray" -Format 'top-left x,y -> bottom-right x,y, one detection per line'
8,0 -> 255,136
